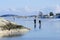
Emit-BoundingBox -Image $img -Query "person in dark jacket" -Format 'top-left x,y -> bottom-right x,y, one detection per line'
39,20 -> 41,29
34,19 -> 36,29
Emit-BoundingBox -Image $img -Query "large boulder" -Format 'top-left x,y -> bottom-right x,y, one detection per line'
0,17 -> 30,37
0,17 -> 30,30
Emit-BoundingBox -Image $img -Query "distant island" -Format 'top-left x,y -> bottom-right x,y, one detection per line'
0,11 -> 60,19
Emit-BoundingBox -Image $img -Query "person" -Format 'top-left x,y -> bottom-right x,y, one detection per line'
34,19 -> 36,29
39,20 -> 41,29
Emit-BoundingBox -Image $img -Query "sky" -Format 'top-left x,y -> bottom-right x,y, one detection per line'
0,0 -> 60,15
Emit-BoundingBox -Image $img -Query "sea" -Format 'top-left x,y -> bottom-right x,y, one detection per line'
0,17 -> 60,40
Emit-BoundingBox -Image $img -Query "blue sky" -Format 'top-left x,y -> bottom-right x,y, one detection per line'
0,0 -> 60,15
0,0 -> 59,9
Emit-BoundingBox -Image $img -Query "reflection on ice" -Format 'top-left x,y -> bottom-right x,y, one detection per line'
0,18 -> 60,40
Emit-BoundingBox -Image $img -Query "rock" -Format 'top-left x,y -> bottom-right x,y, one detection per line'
0,17 -> 30,37
0,17 -> 29,30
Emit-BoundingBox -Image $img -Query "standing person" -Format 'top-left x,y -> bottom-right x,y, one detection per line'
34,19 -> 36,29
39,20 -> 41,29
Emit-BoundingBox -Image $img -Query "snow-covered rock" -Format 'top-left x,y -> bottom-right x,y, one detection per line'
0,17 -> 30,37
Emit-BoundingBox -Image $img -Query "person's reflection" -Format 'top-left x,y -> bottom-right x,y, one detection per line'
39,20 -> 41,29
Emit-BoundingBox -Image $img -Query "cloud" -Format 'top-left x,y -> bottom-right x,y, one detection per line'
0,6 -> 40,16
24,6 -> 33,12
55,4 -> 60,13
0,8 -> 22,14
4,7 -> 34,13
24,6 -> 38,12
6,8 -> 17,12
